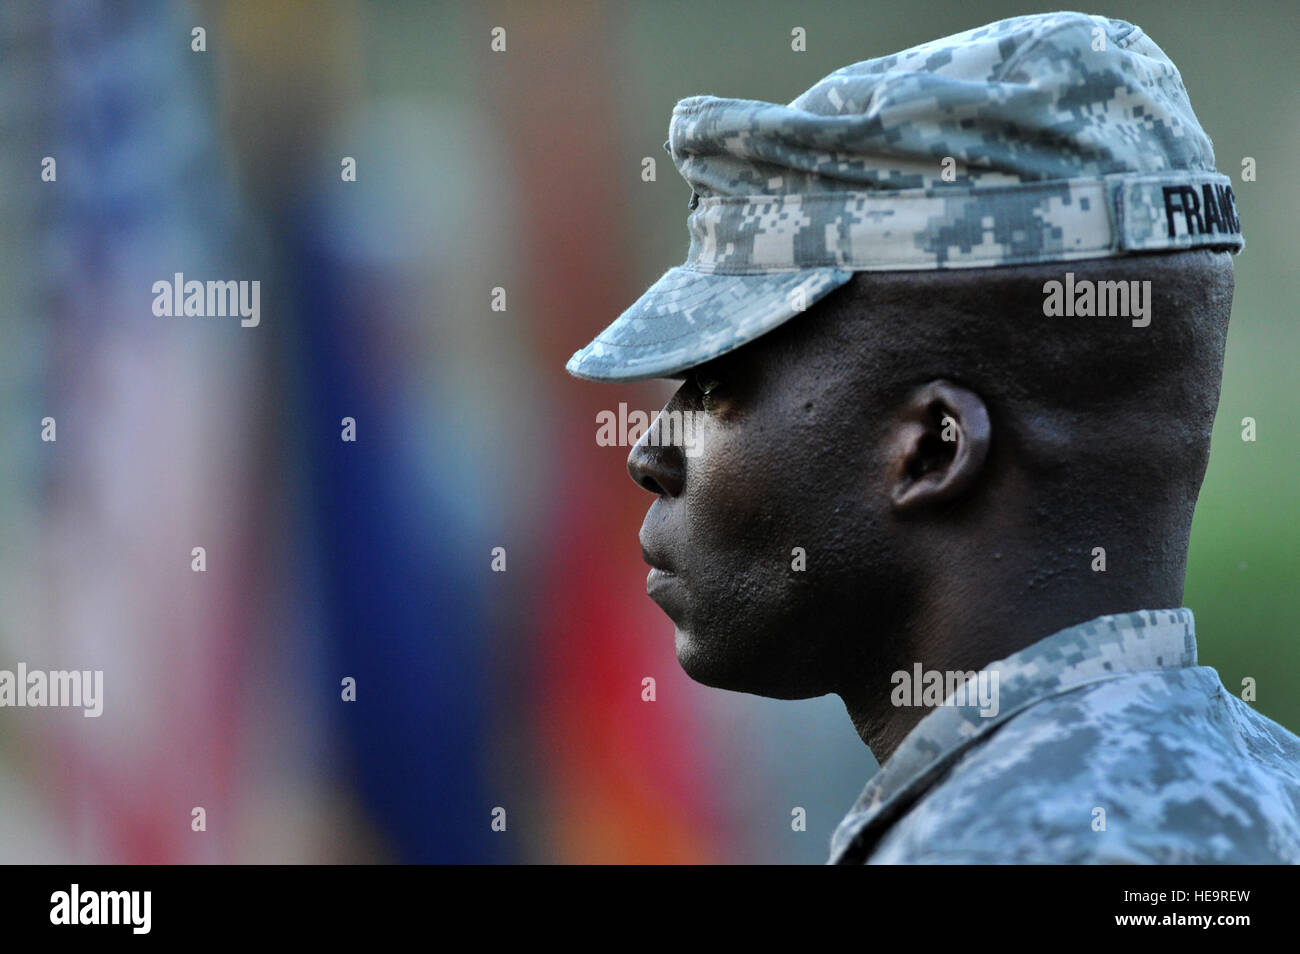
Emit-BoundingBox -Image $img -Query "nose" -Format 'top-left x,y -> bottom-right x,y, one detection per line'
627,416 -> 685,497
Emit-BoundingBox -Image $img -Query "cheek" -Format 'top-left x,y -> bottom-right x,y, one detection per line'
682,418 -> 834,572
689,452 -> 762,535
684,423 -> 786,544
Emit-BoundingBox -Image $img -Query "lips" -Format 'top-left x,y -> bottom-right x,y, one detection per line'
645,565 -> 687,622
641,539 -> 681,597
646,565 -> 678,589
640,543 -> 676,576
638,500 -> 678,575
639,507 -> 687,620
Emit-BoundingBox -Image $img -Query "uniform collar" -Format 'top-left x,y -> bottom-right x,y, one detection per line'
827,608 -> 1198,864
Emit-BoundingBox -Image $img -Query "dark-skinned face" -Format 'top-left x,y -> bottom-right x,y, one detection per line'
629,303 -> 914,699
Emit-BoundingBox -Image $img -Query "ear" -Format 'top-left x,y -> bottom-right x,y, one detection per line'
889,380 -> 991,513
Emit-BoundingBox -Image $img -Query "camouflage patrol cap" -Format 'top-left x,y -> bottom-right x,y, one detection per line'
566,11 -> 1244,383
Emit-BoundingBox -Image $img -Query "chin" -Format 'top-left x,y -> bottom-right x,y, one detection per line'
673,625 -> 826,699
673,626 -> 720,684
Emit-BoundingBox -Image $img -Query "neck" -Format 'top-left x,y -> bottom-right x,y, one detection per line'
837,527 -> 1188,764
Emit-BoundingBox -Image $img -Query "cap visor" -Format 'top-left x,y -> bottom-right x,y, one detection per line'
565,266 -> 853,382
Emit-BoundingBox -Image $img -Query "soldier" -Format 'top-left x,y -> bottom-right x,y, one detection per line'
565,12 -> 1300,863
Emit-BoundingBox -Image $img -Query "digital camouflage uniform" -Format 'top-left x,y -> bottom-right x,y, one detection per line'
828,609 -> 1300,864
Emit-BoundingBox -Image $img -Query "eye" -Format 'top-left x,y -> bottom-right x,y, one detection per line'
692,372 -> 724,397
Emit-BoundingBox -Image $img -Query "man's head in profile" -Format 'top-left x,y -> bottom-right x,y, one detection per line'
565,13 -> 1300,864
626,250 -> 1232,755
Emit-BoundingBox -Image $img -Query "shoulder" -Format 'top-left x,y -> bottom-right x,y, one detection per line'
868,667 -> 1300,864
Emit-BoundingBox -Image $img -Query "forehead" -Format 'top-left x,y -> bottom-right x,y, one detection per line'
686,286 -> 885,383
